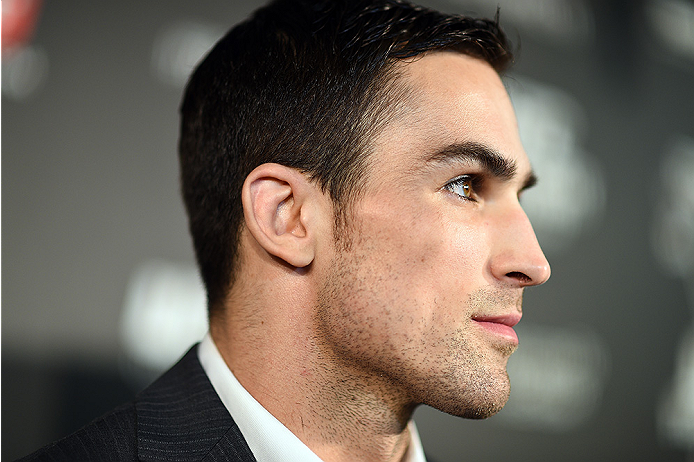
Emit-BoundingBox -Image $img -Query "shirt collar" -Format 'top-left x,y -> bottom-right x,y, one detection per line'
198,332 -> 427,462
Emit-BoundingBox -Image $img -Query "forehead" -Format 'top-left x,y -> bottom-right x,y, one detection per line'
367,51 -> 529,180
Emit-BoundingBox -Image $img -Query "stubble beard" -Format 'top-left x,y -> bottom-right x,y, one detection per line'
426,325 -> 513,419
315,244 -> 521,422
427,286 -> 523,419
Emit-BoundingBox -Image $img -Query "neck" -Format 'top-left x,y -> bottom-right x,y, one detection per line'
211,284 -> 416,462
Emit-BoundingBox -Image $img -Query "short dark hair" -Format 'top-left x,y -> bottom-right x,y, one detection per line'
179,0 -> 513,318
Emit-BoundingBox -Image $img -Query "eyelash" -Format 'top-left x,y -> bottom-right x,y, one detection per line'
443,175 -> 481,202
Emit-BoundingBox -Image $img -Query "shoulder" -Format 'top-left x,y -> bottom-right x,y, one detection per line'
16,347 -> 203,462
16,402 -> 136,462
16,345 -> 255,462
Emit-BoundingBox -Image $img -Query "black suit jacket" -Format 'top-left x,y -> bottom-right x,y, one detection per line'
19,346 -> 257,461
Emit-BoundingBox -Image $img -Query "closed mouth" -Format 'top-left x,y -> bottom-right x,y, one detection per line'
471,313 -> 521,327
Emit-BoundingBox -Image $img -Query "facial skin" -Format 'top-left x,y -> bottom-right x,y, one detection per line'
221,51 -> 551,462
314,51 -> 551,420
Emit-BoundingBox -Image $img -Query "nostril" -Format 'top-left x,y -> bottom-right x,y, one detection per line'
506,271 -> 531,284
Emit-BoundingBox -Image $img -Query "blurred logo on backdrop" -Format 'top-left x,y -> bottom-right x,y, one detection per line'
2,0 -> 48,99
2,0 -> 42,51
652,136 -> 694,451
119,260 -> 208,387
502,323 -> 610,431
509,77 -> 607,255
150,21 -> 224,88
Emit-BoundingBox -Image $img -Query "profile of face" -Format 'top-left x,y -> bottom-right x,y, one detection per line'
315,52 -> 551,419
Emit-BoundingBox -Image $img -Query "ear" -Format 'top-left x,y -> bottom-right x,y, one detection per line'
242,163 -> 321,268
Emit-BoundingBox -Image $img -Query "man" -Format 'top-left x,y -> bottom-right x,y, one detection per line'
21,0 -> 550,460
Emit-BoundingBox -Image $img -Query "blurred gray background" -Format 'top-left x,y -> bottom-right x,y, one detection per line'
3,0 -> 694,460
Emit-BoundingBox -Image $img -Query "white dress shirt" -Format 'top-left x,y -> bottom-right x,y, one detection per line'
198,333 -> 426,462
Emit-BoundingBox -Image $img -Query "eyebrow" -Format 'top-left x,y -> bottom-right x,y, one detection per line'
426,141 -> 538,192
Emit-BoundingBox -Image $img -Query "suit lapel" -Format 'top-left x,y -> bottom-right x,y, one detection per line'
135,345 -> 257,462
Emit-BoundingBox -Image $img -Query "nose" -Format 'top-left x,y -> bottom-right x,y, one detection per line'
489,205 -> 551,287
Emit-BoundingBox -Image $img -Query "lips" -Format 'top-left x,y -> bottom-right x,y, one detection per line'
472,313 -> 522,343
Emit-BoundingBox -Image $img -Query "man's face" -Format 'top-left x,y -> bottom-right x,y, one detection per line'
315,52 -> 551,418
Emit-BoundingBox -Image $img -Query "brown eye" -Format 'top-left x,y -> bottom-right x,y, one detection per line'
444,175 -> 476,201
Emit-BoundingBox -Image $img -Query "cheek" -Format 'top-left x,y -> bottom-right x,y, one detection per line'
413,213 -> 490,301
314,214 -> 435,363
315,248 -> 409,371
443,217 -> 490,280
359,202 -> 491,311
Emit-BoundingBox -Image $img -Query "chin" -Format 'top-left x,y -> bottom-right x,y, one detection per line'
457,396 -> 509,420
421,369 -> 512,420
437,392 -> 510,420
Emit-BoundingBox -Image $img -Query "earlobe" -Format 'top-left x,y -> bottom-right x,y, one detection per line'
242,163 -> 317,268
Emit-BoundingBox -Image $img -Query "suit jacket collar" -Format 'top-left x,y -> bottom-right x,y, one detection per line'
135,345 -> 257,462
